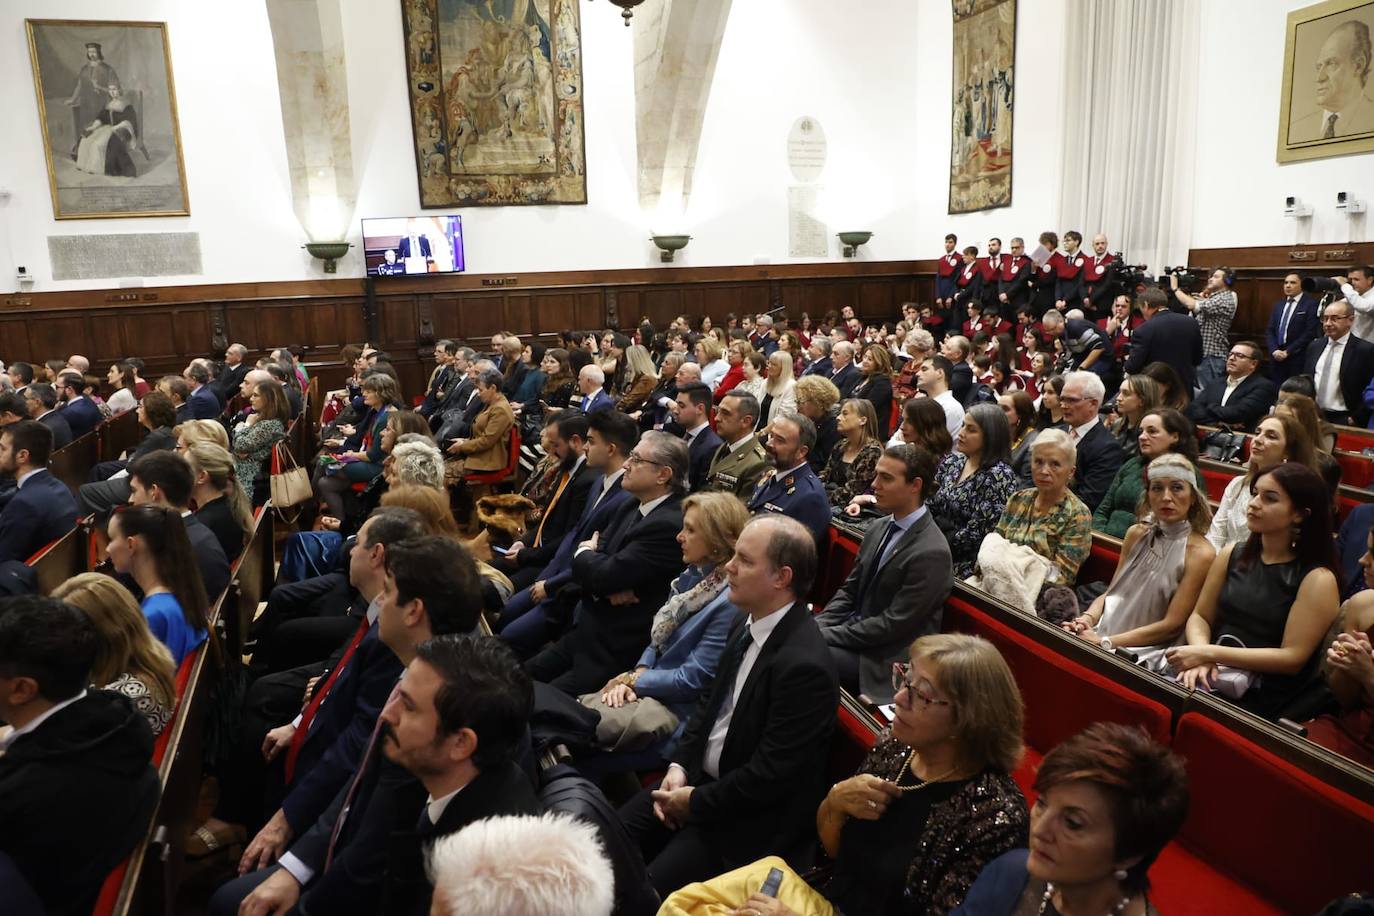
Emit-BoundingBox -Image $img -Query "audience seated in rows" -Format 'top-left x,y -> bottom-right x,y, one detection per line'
795,374 -> 841,473
0,421 -> 78,564
673,383 -> 722,491
55,370 -> 104,440
79,390 -> 178,516
929,403 -> 1018,579
318,373 -> 403,519
26,383 -> 73,449
1093,408 -> 1206,538
1207,413 -> 1317,551
1000,389 -> 1039,487
1107,373 -> 1161,459
185,441 -> 253,561
106,504 -> 210,666
1305,531 -> 1374,766
1059,370 -> 1124,511
231,378 -> 290,503
701,389 -> 768,498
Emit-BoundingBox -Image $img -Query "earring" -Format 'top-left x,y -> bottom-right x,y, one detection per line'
1113,868 -> 1129,882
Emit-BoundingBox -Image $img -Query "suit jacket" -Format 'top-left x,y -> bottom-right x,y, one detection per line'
1265,293 -> 1321,367
431,379 -> 478,437
188,385 -> 221,420
129,425 -> 176,462
1185,372 -> 1278,430
578,389 -> 613,415
395,235 -> 432,260
816,511 -> 953,701
998,255 -> 1034,310
703,434 -> 769,499
1070,422 -> 1125,513
418,366 -> 453,417
37,411 -> 73,450
59,396 -> 103,440
852,374 -> 894,437
0,469 -> 78,564
564,494 -> 686,677
1123,310 -> 1203,391
174,402 -> 193,425
1305,334 -> 1374,426
280,625 -> 405,834
454,396 -> 514,472
950,361 -> 974,406
685,425 -> 724,491
829,362 -> 860,398
516,458 -> 594,569
534,473 -> 631,597
213,362 -> 251,405
672,602 -> 839,868
801,356 -> 833,378
746,463 -> 832,545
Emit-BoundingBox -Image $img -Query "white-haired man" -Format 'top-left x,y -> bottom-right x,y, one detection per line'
1059,370 -> 1122,509
577,364 -> 612,414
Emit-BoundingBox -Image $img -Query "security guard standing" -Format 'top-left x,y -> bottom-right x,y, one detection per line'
701,389 -> 768,499
746,411 -> 831,546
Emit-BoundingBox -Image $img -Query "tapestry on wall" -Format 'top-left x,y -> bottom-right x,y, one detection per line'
1275,0 -> 1374,163
401,0 -> 587,208
26,19 -> 190,219
948,0 -> 1016,215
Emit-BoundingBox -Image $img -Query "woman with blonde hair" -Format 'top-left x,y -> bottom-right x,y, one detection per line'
695,336 -> 728,392
185,441 -> 253,561
795,374 -> 842,471
176,418 -> 231,451
1275,390 -> 1336,453
713,339 -> 753,403
52,572 -> 178,736
822,398 -> 884,508
614,344 -> 658,413
757,349 -> 798,431
665,633 -> 1027,916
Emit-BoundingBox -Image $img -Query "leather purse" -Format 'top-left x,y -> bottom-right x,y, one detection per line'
269,440 -> 312,519
1200,425 -> 1247,463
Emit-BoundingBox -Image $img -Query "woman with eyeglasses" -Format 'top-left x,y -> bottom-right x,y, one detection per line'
662,634 -> 1027,916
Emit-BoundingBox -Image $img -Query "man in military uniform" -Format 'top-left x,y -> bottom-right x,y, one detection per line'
746,411 -> 830,546
701,389 -> 767,499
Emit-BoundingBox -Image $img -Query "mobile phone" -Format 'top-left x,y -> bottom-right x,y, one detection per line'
489,544 -> 509,556
759,867 -> 784,898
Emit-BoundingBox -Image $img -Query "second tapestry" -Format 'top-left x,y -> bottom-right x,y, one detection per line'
401,0 -> 587,208
949,0 -> 1016,214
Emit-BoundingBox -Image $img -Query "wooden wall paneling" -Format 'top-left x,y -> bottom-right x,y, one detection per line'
24,313 -> 87,362
173,308 -> 213,360
0,316 -> 34,361
505,292 -> 531,338
455,292 -> 509,339
530,291 -> 577,337
613,290 -> 642,329
88,313 -> 128,362
640,288 -> 684,328
303,298 -> 367,354
430,294 -> 464,340
574,291 -> 603,331
790,279 -> 859,319
379,297 -> 419,350
117,309 -> 177,365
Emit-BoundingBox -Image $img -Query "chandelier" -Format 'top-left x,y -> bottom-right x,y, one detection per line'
589,0 -> 648,27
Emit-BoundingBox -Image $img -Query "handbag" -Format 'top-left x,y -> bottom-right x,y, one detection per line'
577,691 -> 680,752
1200,425 -> 1247,463
269,440 -> 312,522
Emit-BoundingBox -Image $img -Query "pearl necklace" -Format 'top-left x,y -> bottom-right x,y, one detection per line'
1037,883 -> 1132,915
894,748 -> 957,793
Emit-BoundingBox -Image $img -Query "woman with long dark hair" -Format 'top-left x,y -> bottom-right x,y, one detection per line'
1167,462 -> 1341,720
106,505 -> 210,664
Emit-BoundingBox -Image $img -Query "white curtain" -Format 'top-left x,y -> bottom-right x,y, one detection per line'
1059,0 -> 1202,273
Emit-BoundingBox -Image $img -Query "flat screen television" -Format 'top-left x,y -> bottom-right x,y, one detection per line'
361,215 -> 465,277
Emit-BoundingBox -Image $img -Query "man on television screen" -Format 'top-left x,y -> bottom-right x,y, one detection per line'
397,223 -> 433,274
375,249 -> 405,276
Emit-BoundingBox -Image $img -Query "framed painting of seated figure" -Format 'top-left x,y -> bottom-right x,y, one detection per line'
26,19 -> 190,219
1277,0 -> 1374,163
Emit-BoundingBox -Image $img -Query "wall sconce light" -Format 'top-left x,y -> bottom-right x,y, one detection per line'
651,235 -> 691,263
837,231 -> 873,258
303,241 -> 352,273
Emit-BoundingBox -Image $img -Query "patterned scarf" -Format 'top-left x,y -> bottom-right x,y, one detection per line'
649,564 -> 729,652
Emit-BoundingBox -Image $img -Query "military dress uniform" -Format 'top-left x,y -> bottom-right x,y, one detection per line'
702,435 -> 768,499
746,462 -> 832,545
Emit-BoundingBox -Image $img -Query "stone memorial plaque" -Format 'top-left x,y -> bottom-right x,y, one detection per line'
787,116 -> 827,183
788,186 -> 828,258
48,231 -> 202,281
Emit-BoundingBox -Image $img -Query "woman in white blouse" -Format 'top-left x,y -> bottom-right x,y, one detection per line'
1206,413 -> 1317,551
757,350 -> 798,432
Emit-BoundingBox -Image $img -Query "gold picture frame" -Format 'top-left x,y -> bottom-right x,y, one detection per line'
26,18 -> 190,219
1276,0 -> 1374,163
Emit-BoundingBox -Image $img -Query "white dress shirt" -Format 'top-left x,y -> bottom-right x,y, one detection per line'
1342,282 -> 1374,342
934,390 -> 964,436
699,600 -> 792,779
0,689 -> 87,751
1068,415 -> 1100,441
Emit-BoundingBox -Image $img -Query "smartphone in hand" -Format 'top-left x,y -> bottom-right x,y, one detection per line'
759,867 -> 784,898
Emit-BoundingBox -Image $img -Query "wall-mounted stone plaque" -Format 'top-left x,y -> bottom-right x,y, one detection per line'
787,116 -> 827,183
48,231 -> 202,281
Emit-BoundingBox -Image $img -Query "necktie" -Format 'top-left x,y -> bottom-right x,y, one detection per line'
1318,341 -> 1340,409
416,806 -> 434,835
854,521 -> 900,610
324,684 -> 397,870
1279,298 -> 1295,343
532,469 -> 571,547
1324,113 -> 1338,139
285,618 -> 370,782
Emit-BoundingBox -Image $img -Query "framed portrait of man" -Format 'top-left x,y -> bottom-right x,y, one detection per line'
26,19 -> 190,218
1277,0 -> 1374,163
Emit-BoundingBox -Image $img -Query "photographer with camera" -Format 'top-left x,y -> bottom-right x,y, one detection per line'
1334,265 -> 1374,341
1171,267 -> 1237,390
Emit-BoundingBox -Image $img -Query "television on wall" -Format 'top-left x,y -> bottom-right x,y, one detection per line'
361,215 -> 465,277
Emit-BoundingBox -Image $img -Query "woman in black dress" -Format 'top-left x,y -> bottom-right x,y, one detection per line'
184,441 -> 252,561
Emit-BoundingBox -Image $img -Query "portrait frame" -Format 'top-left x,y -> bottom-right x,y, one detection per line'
1276,0 -> 1374,163
948,0 -> 1016,215
400,0 -> 588,209
26,19 -> 190,220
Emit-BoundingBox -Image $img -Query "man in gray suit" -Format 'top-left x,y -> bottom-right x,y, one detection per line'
816,443 -> 952,703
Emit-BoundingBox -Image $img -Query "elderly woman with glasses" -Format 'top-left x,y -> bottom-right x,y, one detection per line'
661,634 -> 1027,916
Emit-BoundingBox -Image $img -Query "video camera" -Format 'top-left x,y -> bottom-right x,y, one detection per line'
1111,253 -> 1151,297
1301,276 -> 1343,296
1161,265 -> 1209,293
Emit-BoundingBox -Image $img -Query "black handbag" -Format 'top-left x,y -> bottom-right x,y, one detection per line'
1200,425 -> 1247,463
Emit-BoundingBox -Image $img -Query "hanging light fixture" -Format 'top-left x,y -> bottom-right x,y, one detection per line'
589,0 -> 648,27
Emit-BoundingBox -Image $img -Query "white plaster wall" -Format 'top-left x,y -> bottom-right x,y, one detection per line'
1190,0 -> 1373,249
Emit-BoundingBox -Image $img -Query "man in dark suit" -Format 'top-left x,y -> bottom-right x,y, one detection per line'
1185,340 -> 1278,430
214,541 -> 517,916
417,340 -> 457,419
620,514 -> 839,896
746,412 -> 831,546
997,236 -> 1035,314
1266,274 -> 1321,383
429,348 -> 477,434
817,443 -> 953,703
0,421 -> 78,563
158,375 -> 195,425
213,343 -> 252,405
801,336 -> 834,378
185,362 -> 223,419
576,365 -> 613,415
0,597 -> 158,916
1304,299 -> 1374,426
495,410 -> 635,657
1123,286 -> 1204,392
6,361 -> 35,397
500,412 -> 593,591
55,371 -> 103,440
525,431 -> 687,696
828,341 -> 860,397
395,231 -> 432,262
126,452 -> 230,601
1060,371 -> 1124,511
24,385 -> 72,450
674,382 -> 722,490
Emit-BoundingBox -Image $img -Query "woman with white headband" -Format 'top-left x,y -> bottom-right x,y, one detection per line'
1065,453 -> 1216,670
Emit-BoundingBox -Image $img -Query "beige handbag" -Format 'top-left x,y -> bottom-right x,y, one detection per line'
269,441 -> 312,521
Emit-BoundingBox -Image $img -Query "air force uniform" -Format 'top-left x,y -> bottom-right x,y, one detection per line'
746,462 -> 831,545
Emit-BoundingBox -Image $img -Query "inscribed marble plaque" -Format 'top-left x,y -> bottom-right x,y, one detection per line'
786,116 -> 827,183
48,231 -> 202,280
788,186 -> 828,259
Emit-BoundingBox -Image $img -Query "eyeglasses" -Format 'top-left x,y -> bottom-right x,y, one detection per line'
625,453 -> 666,468
892,662 -> 951,709
1226,351 -> 1256,361
1057,395 -> 1086,406
1322,314 -> 1353,323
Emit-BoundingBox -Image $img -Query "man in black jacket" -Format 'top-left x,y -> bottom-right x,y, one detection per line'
127,452 -> 230,600
525,431 -> 688,696
674,382 -> 722,490
499,412 -> 593,591
1304,299 -> 1374,426
1123,286 -> 1204,392
213,343 -> 251,405
619,514 -> 838,897
1185,340 -> 1277,430
1060,371 -> 1123,511
0,596 -> 158,916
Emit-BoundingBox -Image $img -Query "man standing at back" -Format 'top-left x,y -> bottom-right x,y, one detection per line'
1265,273 -> 1320,383
1304,298 -> 1374,427
1123,286 -> 1204,392
619,515 -> 838,897
0,421 -> 78,564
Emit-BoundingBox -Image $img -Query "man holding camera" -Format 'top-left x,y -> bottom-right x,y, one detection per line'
1335,265 -> 1374,341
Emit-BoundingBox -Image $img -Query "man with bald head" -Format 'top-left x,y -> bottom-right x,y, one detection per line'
215,343 -> 251,404
1291,19 -> 1374,141
1082,234 -> 1117,318
65,355 -> 90,374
